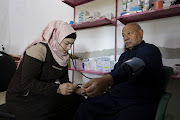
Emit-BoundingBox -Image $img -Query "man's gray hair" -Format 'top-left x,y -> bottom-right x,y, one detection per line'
126,23 -> 142,31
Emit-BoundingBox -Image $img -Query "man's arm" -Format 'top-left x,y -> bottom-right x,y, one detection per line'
83,57 -> 146,97
110,57 -> 145,84
83,74 -> 114,97
83,45 -> 162,97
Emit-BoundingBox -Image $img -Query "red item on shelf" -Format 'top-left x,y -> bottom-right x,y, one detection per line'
154,1 -> 163,10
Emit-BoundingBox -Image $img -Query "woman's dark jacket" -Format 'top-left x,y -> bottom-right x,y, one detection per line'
6,43 -> 82,120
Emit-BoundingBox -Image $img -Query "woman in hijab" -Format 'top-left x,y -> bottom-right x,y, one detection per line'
6,20 -> 84,120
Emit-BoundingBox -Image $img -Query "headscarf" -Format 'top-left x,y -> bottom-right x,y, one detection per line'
19,20 -> 76,67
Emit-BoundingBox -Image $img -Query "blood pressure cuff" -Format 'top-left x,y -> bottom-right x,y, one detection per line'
121,57 -> 145,77
110,57 -> 145,85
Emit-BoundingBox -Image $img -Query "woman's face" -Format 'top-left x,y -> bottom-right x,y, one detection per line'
58,38 -> 75,55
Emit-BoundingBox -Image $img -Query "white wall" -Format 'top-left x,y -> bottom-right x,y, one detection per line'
0,0 -> 179,77
68,0 -> 180,87
0,0 -> 74,55
73,0 -> 180,67
0,0 -> 180,119
1,0 -> 179,65
0,0 -> 10,52
138,17 -> 180,68
74,0 -> 118,53
0,0 -> 179,79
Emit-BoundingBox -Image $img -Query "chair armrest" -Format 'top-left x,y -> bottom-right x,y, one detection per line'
155,92 -> 172,120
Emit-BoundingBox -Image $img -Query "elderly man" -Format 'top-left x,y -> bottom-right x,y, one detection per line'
75,23 -> 164,120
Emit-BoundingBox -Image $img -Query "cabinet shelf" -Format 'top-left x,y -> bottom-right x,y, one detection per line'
68,68 -> 109,75
71,18 -> 116,30
62,0 -> 94,8
171,74 -> 180,80
117,4 -> 180,25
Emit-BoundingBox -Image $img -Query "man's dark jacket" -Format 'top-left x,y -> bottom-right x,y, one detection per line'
75,40 -> 164,120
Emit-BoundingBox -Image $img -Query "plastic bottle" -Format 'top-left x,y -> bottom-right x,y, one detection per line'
154,0 -> 163,9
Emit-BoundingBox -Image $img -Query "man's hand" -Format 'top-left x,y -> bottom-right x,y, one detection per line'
83,74 -> 114,97
57,83 -> 77,95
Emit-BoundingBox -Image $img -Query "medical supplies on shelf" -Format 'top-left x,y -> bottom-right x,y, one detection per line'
69,56 -> 116,73
78,10 -> 114,23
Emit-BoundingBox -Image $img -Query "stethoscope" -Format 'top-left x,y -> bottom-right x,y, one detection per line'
58,42 -> 93,80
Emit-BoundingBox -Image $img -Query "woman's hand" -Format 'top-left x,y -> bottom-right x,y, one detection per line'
57,83 -> 77,95
75,88 -> 86,96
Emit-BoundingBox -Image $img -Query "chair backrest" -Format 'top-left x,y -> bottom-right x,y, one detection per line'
162,66 -> 173,91
0,51 -> 16,92
155,66 -> 173,120
155,92 -> 172,120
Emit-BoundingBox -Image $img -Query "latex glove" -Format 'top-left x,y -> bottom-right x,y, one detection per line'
57,83 -> 77,95
83,74 -> 114,97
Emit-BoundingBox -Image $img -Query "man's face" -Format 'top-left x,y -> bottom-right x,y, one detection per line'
122,24 -> 143,50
